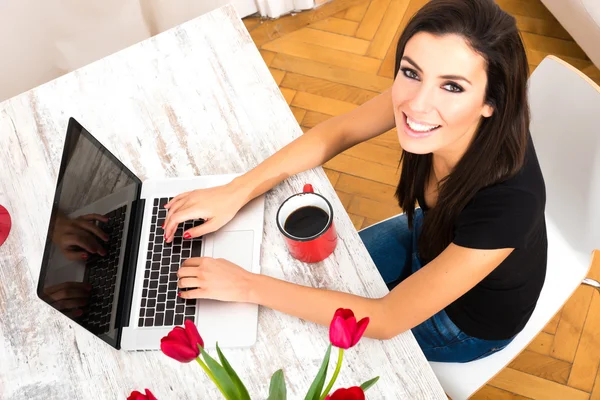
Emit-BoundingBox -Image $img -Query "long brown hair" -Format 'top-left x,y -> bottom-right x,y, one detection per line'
394,0 -> 530,262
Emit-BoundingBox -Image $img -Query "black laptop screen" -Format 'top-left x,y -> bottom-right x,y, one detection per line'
37,118 -> 141,348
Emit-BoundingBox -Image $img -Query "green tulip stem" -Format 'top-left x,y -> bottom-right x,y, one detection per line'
320,348 -> 344,400
196,356 -> 229,400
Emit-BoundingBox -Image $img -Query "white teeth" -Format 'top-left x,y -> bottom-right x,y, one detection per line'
406,116 -> 440,132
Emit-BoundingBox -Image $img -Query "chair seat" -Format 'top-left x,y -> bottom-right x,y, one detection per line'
429,219 -> 592,400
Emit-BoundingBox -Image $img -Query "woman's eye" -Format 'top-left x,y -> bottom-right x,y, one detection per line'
401,68 -> 419,80
443,83 -> 463,93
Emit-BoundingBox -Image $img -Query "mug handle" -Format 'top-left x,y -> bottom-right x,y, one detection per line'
303,184 -> 314,193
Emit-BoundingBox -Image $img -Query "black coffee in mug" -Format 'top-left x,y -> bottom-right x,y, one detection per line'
284,206 -> 329,238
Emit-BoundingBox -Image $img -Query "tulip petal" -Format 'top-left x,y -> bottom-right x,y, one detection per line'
127,390 -> 144,400
184,319 -> 204,349
329,316 -> 353,349
351,317 -> 370,347
330,386 -> 365,400
344,316 -> 357,337
335,308 -> 355,320
165,326 -> 189,344
160,340 -> 199,363
145,389 -> 158,400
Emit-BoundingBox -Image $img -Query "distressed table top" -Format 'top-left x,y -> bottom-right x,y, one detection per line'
0,5 -> 446,400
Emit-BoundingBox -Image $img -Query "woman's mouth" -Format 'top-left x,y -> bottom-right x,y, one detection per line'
402,112 -> 441,138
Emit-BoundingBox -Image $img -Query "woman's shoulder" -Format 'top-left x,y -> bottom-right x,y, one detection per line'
476,132 -> 546,205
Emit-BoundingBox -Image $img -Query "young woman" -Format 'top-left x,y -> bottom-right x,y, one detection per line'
163,0 -> 547,362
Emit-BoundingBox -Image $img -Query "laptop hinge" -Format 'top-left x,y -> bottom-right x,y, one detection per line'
115,196 -> 146,340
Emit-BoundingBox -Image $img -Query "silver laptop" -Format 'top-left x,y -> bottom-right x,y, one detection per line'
37,117 -> 265,350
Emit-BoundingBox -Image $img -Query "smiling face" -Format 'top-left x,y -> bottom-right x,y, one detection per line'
392,32 -> 494,159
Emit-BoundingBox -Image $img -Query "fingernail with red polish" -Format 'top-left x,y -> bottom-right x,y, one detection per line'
183,232 -> 191,239
161,224 -> 164,229
81,253 -> 88,260
177,292 -> 181,297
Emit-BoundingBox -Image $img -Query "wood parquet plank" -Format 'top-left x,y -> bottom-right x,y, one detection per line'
495,0 -> 557,21
509,350 -> 571,384
290,106 -> 307,124
280,87 -> 297,104
551,286 -> 594,363
355,0 -> 392,40
335,174 -> 399,205
521,32 -> 589,60
514,14 -> 572,40
527,331 -> 555,356
309,17 -> 359,36
260,49 -> 277,66
250,0 -> 367,47
348,213 -> 366,229
378,0 -> 429,78
366,0 -> 410,59
348,195 -> 402,220
568,291 -> 600,392
281,73 -> 379,105
324,168 -> 341,186
471,385 -> 533,400
335,190 -> 353,208
263,37 -> 381,74
489,368 -> 590,400
278,28 -> 372,55
324,153 -> 400,186
271,53 -> 393,92
270,68 -> 286,86
301,110 -> 331,128
291,91 -> 358,115
543,310 -> 563,335
343,1 -> 371,22
591,366 -> 600,400
343,141 -> 401,167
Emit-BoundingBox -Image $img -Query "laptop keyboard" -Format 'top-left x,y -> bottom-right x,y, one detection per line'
138,197 -> 203,328
80,204 -> 127,334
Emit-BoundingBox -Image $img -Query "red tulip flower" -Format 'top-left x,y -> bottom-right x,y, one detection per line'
160,319 -> 204,363
127,388 -> 157,400
329,308 -> 369,349
325,386 -> 365,400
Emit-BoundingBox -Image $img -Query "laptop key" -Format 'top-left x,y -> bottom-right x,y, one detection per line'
174,314 -> 184,326
165,310 -> 174,325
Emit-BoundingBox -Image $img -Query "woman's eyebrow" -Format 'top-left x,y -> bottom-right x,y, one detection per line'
402,56 -> 473,85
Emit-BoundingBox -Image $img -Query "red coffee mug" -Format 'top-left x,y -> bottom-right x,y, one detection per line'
276,184 -> 337,263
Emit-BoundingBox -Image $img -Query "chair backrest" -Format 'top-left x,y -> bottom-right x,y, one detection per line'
428,56 -> 600,400
529,56 -> 600,267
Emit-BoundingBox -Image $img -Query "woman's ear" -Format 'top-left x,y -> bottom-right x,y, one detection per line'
482,103 -> 494,118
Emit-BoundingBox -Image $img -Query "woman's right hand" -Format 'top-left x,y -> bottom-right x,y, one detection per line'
163,180 -> 248,242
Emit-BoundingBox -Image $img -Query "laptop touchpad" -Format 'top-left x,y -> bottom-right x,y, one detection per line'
211,230 -> 254,272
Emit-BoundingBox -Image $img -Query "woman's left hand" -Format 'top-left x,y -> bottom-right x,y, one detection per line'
177,257 -> 254,302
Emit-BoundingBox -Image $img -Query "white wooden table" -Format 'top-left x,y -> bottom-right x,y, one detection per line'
0,5 -> 446,399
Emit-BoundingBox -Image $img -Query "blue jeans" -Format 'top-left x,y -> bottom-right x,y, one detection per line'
358,209 -> 514,363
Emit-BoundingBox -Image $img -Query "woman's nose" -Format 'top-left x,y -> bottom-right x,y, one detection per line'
408,85 -> 434,114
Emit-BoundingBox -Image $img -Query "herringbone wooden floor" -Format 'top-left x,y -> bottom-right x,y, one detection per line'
242,1 -> 600,398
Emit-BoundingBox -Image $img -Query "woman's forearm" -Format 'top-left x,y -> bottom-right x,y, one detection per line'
247,272 -> 393,340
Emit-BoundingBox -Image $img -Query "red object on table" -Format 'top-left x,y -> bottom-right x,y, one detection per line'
0,205 -> 11,247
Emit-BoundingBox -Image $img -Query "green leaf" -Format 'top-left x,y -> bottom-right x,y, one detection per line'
216,342 -> 251,400
200,346 -> 238,400
304,344 -> 332,400
267,369 -> 287,400
360,376 -> 380,392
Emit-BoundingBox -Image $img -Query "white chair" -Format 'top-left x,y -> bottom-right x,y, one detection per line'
428,55 -> 600,400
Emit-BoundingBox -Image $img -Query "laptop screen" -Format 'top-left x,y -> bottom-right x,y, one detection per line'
37,118 -> 141,348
